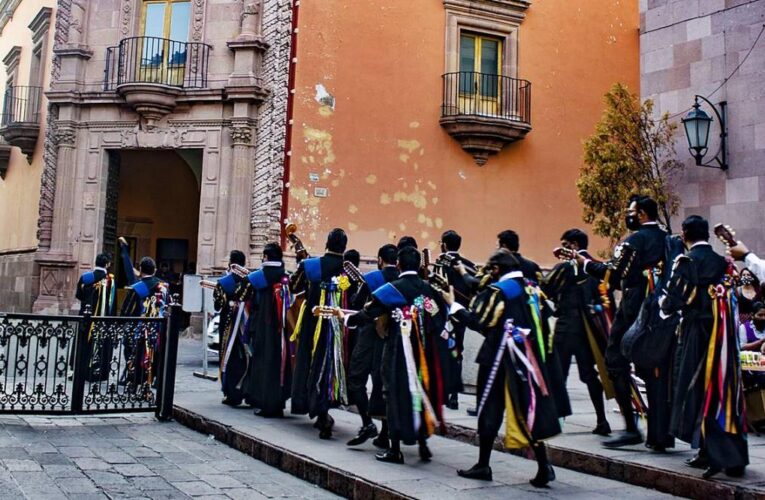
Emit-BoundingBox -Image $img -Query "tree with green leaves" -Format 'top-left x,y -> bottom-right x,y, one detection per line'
578,83 -> 684,245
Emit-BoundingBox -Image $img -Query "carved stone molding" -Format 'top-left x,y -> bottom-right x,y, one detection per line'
54,127 -> 76,146
439,114 -> 531,165
119,127 -> 186,149
443,0 -> 530,23
191,0 -> 206,42
229,125 -> 253,145
117,84 -> 181,129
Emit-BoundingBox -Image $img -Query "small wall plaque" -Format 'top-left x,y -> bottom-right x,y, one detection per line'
314,187 -> 328,198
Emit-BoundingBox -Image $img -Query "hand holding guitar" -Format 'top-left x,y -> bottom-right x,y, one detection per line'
714,224 -> 749,260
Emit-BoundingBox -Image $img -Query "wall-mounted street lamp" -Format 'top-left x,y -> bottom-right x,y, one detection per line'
681,95 -> 728,170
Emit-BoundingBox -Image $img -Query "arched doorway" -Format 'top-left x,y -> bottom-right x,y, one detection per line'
105,148 -> 202,305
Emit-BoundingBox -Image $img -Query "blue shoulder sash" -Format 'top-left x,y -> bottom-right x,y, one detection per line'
372,283 -> 408,308
364,270 -> 386,292
132,280 -> 151,300
81,271 -> 97,286
218,274 -> 238,295
492,279 -> 523,300
247,270 -> 269,290
303,258 -> 322,283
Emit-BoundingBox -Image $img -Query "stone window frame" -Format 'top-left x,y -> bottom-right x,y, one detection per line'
3,45 -> 21,89
27,7 -> 52,89
443,0 -> 530,79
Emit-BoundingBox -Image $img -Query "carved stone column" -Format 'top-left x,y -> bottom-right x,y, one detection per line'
225,0 -> 269,102
226,121 -> 255,255
33,124 -> 79,313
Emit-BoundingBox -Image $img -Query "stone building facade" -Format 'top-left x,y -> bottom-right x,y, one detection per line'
23,0 -> 293,313
640,0 -> 765,250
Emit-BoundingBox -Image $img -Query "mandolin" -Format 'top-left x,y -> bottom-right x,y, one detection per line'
714,223 -> 737,248
343,260 -> 365,286
553,247 -> 578,261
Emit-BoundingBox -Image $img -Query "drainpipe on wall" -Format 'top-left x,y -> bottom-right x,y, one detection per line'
280,0 -> 300,249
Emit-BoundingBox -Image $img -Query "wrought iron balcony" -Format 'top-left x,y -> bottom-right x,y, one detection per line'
103,36 -> 211,127
440,72 -> 532,166
0,85 -> 43,159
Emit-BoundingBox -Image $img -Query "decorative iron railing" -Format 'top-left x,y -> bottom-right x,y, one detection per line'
440,72 -> 531,124
104,36 -> 211,91
0,303 -> 182,416
1,86 -> 43,126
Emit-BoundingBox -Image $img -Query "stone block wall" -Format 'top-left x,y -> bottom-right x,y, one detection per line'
0,251 -> 38,312
640,0 -> 765,251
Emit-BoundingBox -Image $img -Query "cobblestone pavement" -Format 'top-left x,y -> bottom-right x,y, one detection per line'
0,413 -> 340,500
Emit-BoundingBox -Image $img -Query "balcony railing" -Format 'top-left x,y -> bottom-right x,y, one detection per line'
441,72 -> 531,125
104,36 -> 211,91
1,86 -> 42,126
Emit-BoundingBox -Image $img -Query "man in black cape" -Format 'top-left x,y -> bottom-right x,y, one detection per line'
577,195 -> 673,450
660,215 -> 748,478
213,250 -> 249,406
437,230 -> 476,410
290,228 -> 349,439
543,228 -> 612,435
497,229 -> 542,283
346,243 -> 399,448
343,246 -> 447,464
240,243 -> 292,417
74,252 -> 116,381
119,253 -> 168,394
444,250 -> 560,486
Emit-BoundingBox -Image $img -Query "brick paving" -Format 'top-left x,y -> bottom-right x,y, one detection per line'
0,413 -> 340,500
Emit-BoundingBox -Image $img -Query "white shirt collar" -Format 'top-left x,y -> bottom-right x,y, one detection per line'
499,271 -> 523,282
642,221 -> 658,226
399,270 -> 418,277
691,241 -> 711,248
446,251 -> 460,255
94,266 -> 108,273
261,261 -> 283,267
382,264 -> 397,269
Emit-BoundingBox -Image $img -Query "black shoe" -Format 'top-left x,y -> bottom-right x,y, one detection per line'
685,454 -> 709,469
725,466 -> 745,478
372,436 -> 390,449
319,427 -> 332,440
254,409 -> 283,418
603,430 -> 643,448
466,407 -> 478,417
530,464 -> 556,488
375,450 -> 404,464
702,466 -> 722,479
419,443 -> 432,462
592,421 -> 611,436
347,423 -> 378,446
447,394 -> 459,410
457,464 -> 492,481
221,398 -> 242,407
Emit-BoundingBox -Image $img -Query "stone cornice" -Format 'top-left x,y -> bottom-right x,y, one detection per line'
3,45 -> 21,70
28,7 -> 52,44
0,0 -> 22,34
444,0 -> 530,23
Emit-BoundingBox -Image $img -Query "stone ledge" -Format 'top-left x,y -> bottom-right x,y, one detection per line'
443,422 -> 759,500
172,405 -> 412,500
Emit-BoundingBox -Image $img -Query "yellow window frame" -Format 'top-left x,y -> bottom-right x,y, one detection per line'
138,0 -> 190,86
459,33 -> 504,115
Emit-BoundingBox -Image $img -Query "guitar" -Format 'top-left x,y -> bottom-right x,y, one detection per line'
312,306 -> 357,318
553,247 -> 578,261
343,260 -> 365,287
230,264 -> 250,278
714,223 -> 737,248
285,223 -> 310,333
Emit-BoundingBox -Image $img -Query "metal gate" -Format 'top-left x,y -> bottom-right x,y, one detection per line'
0,303 -> 181,419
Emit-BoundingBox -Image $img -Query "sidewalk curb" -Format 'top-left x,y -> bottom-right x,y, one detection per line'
172,405 -> 413,500
445,422 -> 759,500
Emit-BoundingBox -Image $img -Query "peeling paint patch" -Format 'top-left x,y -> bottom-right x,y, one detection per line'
348,222 -> 358,231
348,204 -> 358,214
398,139 -> 421,154
409,121 -> 420,129
387,230 -> 396,241
366,174 -> 378,184
315,83 -> 335,115
435,217 -> 443,229
399,154 -> 410,163
399,222 -> 406,231
303,127 -> 336,167
380,193 -> 391,205
432,197 -> 439,205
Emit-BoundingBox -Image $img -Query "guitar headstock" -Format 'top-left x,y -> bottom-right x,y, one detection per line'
342,261 -> 364,285
713,224 -> 737,248
312,306 -> 340,318
553,247 -> 577,261
230,264 -> 250,278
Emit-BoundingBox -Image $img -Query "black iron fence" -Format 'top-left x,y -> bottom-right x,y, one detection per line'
104,36 -> 211,91
441,72 -> 531,124
0,303 -> 181,418
1,86 -> 43,126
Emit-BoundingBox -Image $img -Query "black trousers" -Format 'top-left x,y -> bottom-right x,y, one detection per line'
347,326 -> 385,416
556,330 -> 600,388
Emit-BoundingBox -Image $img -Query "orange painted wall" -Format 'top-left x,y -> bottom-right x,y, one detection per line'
287,0 -> 639,268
